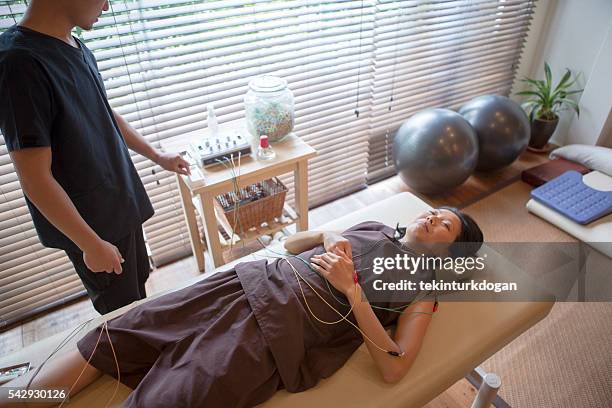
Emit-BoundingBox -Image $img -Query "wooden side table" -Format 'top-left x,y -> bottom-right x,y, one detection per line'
162,120 -> 317,270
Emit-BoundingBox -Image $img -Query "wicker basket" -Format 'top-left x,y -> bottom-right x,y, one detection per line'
216,177 -> 287,234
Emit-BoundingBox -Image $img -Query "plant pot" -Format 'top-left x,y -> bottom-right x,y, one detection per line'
529,116 -> 559,149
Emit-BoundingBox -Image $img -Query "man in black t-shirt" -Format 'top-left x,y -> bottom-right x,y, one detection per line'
0,1 -> 191,314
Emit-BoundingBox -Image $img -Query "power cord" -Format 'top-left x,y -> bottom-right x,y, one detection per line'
214,152 -> 243,254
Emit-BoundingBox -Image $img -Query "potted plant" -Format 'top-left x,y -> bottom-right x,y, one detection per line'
516,62 -> 582,149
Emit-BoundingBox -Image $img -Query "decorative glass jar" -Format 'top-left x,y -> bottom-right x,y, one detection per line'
245,75 -> 295,143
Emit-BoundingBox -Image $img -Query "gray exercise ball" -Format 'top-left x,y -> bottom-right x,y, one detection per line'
393,109 -> 479,194
459,95 -> 530,172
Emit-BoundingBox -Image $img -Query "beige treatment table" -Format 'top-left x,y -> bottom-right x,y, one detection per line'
0,193 -> 554,407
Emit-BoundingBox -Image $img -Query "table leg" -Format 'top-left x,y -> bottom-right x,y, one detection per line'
294,159 -> 309,232
198,191 -> 225,268
177,175 -> 205,272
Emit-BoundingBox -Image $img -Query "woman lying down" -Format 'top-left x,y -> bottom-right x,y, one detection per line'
9,208 -> 483,407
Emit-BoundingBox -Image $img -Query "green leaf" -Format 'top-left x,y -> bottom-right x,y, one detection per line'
564,89 -> 584,95
553,69 -> 572,94
560,99 -> 578,109
551,87 -> 583,103
544,62 -> 553,88
561,71 -> 583,91
522,78 -> 546,90
550,89 -> 565,101
516,90 -> 547,100
539,84 -> 552,101
557,98 -> 580,117
525,99 -> 540,105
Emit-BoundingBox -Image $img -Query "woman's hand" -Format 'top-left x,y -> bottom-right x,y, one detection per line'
310,250 -> 357,296
323,232 -> 352,259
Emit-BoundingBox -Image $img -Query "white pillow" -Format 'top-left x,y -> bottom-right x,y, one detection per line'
549,144 -> 612,176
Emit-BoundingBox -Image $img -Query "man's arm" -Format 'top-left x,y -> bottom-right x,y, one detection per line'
10,147 -> 123,274
112,110 -> 190,175
112,109 -> 159,162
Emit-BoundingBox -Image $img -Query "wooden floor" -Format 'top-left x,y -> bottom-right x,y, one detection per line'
0,150 -> 548,407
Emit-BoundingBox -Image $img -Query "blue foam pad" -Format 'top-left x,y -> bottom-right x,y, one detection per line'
531,170 -> 612,225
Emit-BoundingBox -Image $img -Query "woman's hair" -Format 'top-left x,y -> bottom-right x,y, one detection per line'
439,206 -> 484,258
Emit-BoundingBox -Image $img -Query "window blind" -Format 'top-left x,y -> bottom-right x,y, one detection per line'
88,0 -> 377,219
0,0 -> 534,327
366,0 -> 535,183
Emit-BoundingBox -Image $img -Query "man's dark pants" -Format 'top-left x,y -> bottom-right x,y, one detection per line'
65,228 -> 150,314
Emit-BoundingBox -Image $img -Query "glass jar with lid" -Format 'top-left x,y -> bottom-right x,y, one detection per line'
244,75 -> 295,143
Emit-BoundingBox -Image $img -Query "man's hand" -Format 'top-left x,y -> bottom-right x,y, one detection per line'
310,250 -> 357,296
323,232 -> 352,259
156,152 -> 191,175
113,110 -> 191,176
83,239 -> 124,274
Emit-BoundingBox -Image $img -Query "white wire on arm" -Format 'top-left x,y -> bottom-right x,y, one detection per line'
57,321 -> 120,408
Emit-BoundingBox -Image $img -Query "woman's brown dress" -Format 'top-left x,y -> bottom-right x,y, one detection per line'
77,222 -> 432,407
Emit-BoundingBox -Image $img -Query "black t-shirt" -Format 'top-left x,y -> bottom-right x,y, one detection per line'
0,25 -> 154,252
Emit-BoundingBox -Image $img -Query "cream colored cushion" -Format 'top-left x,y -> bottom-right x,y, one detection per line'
549,145 -> 612,176
527,171 -> 612,258
0,193 -> 553,407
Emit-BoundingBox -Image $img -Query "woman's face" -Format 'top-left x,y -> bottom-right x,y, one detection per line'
403,208 -> 462,246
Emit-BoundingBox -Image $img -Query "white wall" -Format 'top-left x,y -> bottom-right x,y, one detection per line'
512,0 -> 612,146
569,23 -> 612,147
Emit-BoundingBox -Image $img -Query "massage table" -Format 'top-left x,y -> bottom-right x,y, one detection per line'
0,192 -> 554,407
